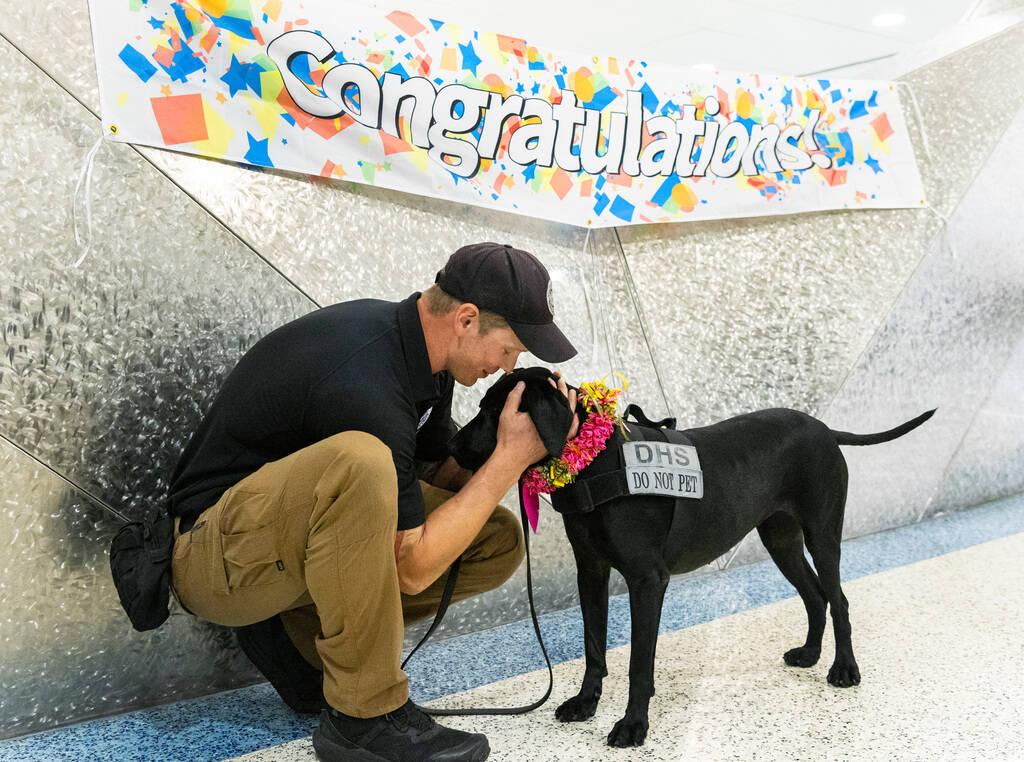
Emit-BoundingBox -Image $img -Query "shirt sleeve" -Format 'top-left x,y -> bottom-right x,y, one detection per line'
304,362 -> 426,531
414,371 -> 455,463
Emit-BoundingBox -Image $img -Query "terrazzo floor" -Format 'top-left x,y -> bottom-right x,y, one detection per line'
3,494 -> 1024,762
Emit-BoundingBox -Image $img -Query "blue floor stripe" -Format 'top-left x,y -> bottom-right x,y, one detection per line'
2,493 -> 1022,762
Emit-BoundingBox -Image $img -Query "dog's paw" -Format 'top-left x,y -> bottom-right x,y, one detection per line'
606,717 -> 648,747
827,659 -> 861,687
555,693 -> 600,722
783,646 -> 821,668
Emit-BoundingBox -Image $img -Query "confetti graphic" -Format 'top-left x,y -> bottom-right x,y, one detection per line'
88,0 -> 925,227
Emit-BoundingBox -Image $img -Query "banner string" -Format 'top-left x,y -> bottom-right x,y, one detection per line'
895,82 -> 955,257
896,81 -> 931,160
925,205 -> 956,259
577,228 -> 602,365
70,133 -> 105,269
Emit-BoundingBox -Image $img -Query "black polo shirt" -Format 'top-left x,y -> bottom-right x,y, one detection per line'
169,293 -> 454,532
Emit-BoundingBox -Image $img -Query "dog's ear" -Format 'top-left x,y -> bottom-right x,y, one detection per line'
450,367 -> 572,470
478,372 -> 521,411
448,407 -> 500,471
520,377 -> 574,460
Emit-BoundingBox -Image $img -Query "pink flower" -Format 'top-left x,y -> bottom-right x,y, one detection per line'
521,404 -> 620,496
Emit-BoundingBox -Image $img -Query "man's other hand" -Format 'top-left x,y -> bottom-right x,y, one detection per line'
495,381 -> 547,468
550,370 -> 580,440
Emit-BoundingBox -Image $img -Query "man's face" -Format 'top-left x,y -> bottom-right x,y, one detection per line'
449,320 -> 527,386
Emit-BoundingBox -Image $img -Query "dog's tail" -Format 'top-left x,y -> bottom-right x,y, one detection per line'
830,409 -> 936,446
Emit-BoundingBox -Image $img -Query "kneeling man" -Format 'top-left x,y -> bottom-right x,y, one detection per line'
169,243 -> 577,761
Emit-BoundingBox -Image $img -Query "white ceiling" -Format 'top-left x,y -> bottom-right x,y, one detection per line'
361,0 -> 994,78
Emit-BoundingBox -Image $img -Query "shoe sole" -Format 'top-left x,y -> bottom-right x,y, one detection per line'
313,730 -> 490,762
313,710 -> 490,762
312,732 -> 389,761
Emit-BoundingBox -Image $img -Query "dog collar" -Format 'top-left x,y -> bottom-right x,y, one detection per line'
520,376 -> 626,532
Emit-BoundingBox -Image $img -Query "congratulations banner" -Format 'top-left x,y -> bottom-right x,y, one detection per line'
88,0 -> 925,227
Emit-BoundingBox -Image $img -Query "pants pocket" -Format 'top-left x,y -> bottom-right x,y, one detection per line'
222,523 -> 283,588
219,490 -> 284,590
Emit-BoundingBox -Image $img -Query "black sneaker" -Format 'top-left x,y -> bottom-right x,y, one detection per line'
312,700 -> 489,761
234,614 -> 325,714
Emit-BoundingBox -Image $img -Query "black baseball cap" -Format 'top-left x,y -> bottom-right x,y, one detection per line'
435,242 -> 577,363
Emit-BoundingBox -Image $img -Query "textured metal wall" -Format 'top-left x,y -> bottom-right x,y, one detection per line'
0,0 -> 1022,740
829,103 -> 1024,536
621,23 -> 1024,429
0,439 -> 255,735
931,332 -> 1024,512
0,35 -> 313,736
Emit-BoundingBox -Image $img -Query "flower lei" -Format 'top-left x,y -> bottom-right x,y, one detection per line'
522,376 -> 626,496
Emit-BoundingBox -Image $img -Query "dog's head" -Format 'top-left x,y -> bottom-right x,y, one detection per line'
449,367 -> 575,471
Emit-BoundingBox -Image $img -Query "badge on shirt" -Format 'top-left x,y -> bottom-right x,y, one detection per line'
417,406 -> 433,431
621,441 -> 703,499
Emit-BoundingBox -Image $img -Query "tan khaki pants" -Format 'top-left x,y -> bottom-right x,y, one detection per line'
171,431 -> 524,717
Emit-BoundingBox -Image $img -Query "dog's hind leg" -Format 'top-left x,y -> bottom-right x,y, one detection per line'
606,566 -> 670,747
801,477 -> 861,687
757,511 -> 827,668
555,556 -> 611,723
804,531 -> 860,687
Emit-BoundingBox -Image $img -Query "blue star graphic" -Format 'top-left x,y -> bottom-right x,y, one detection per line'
458,41 -> 482,76
163,42 -> 204,83
530,82 -> 540,95
221,55 -> 251,98
243,61 -> 264,98
148,15 -> 165,29
515,81 -> 525,94
781,87 -> 793,111
244,132 -> 273,167
864,154 -> 882,174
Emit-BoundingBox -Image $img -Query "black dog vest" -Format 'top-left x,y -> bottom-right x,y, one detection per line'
550,405 -> 701,516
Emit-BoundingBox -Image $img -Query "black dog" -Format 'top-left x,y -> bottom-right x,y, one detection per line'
451,367 -> 934,747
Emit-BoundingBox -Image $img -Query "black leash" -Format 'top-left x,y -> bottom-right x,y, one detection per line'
400,482 -> 553,715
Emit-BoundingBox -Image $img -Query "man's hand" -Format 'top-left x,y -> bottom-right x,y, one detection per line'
493,373 -> 580,472
396,382 -> 542,594
494,381 -> 547,469
550,371 -> 580,440
397,373 -> 580,595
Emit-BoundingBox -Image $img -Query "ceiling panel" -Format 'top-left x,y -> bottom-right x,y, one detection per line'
355,0 -> 982,77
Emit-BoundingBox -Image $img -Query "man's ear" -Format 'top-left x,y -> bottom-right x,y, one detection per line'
452,302 -> 480,336
448,407 -> 499,471
521,380 -> 573,460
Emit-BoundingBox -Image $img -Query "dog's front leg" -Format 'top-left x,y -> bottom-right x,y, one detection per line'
555,559 -> 610,723
607,568 -> 669,747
